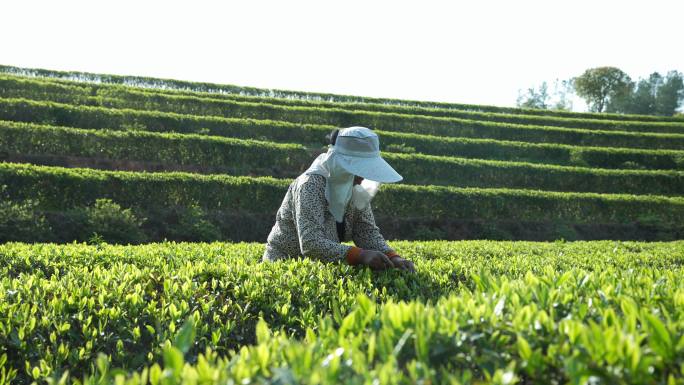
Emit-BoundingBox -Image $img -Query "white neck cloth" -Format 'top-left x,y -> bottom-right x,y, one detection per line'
305,148 -> 381,222
305,148 -> 355,222
304,127 -> 400,222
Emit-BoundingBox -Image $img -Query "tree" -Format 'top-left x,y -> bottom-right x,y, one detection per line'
605,71 -> 683,116
516,82 -> 550,109
655,71 -> 684,116
550,79 -> 574,111
573,67 -> 633,112
516,79 -> 573,111
633,73 -> 661,114
607,72 -> 659,114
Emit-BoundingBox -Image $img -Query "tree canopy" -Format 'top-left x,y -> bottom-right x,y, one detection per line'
607,71 -> 684,116
573,67 -> 632,113
516,79 -> 573,111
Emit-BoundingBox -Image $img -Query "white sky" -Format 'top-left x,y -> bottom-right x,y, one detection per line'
2,0 -> 683,111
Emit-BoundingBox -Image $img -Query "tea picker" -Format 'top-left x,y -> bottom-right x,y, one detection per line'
262,126 -> 415,272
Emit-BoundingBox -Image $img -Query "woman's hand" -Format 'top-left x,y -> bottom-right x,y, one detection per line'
359,249 -> 394,271
389,256 -> 416,273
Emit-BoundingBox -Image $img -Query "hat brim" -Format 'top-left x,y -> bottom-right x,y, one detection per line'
336,154 -> 403,183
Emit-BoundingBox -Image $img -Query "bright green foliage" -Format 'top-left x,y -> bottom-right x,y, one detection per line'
1,240 -> 683,384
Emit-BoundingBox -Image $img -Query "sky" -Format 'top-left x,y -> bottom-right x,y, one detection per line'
2,0 -> 683,111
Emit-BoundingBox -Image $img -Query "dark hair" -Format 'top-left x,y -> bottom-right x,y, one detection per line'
327,127 -> 375,145
326,129 -> 340,145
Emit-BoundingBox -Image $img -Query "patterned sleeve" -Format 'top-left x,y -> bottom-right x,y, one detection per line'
352,203 -> 394,254
293,176 -> 351,262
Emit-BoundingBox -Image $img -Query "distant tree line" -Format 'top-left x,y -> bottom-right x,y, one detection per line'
518,67 -> 684,116
516,79 -> 574,111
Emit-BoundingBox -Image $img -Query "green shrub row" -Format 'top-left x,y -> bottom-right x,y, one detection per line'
97,90 -> 684,136
0,75 -> 95,105
0,120 -> 311,177
3,191 -> 677,243
380,131 -> 684,171
4,121 -> 684,196
3,75 -> 684,134
8,196 -> 672,244
4,94 -> 684,172
4,108 -> 684,172
1,240 -> 683,383
2,162 -> 683,226
384,152 -> 684,196
0,97 -> 333,145
3,64 -> 683,123
99,82 -> 684,132
3,98 -> 684,151
0,195 -> 235,244
4,74 -> 684,135
6,75 -> 683,169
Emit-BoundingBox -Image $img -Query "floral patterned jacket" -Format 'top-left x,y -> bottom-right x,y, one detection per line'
262,174 -> 396,263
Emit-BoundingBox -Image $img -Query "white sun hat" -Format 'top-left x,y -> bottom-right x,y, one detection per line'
304,126 -> 402,222
331,126 -> 403,183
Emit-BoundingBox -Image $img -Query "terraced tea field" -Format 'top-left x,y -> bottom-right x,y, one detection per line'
0,65 -> 683,384
1,68 -> 684,242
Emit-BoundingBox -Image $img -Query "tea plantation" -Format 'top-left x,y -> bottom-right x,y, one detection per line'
0,65 -> 683,384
